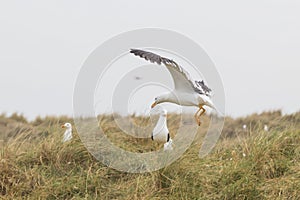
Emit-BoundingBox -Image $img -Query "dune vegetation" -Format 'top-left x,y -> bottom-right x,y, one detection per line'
0,111 -> 300,199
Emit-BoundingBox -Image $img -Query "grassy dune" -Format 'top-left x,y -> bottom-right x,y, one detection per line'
0,111 -> 300,199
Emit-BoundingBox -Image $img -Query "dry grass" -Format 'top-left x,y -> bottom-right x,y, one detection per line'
0,111 -> 300,199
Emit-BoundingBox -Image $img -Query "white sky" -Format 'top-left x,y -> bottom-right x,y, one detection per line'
0,0 -> 299,120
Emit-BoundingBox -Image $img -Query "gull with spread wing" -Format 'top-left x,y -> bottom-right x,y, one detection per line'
130,49 -> 215,126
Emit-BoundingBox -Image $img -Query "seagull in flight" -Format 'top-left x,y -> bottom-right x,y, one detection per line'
130,48 -> 215,126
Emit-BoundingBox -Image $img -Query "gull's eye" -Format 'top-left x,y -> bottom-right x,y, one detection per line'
155,97 -> 157,101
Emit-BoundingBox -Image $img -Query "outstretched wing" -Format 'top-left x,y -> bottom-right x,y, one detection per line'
130,49 -> 209,95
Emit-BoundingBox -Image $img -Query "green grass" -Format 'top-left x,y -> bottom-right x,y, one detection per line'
0,111 -> 300,199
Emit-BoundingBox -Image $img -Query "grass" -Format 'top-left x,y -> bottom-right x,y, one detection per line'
0,111 -> 300,199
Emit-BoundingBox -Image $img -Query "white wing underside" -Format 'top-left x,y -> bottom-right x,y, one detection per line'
165,64 -> 195,93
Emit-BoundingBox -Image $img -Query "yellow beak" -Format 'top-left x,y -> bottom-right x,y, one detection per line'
61,125 -> 65,128
151,102 -> 157,108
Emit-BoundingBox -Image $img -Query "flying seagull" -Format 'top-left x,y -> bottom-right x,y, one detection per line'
130,49 -> 215,126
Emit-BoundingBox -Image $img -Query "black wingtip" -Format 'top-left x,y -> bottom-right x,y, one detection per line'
130,48 -> 141,53
129,48 -> 172,66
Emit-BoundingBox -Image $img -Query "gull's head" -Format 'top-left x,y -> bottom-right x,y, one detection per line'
61,122 -> 72,129
151,94 -> 171,108
151,96 -> 166,108
151,97 -> 159,108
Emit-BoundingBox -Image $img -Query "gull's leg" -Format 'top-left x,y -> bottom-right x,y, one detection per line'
199,107 -> 206,116
197,107 -> 206,126
195,105 -> 204,126
194,107 -> 202,126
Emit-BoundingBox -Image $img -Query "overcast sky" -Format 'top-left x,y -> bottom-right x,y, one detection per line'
0,0 -> 299,120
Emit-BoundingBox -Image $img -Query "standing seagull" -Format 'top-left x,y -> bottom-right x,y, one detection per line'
61,123 -> 72,142
130,49 -> 215,126
264,124 -> 269,132
152,108 -> 173,151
